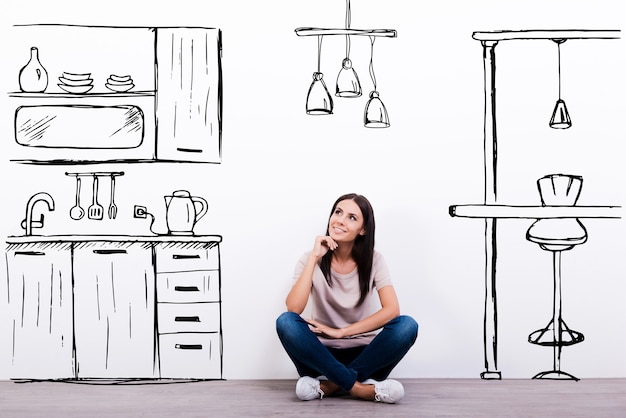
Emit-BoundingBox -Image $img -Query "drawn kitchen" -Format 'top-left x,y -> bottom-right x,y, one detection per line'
3,23 -> 225,382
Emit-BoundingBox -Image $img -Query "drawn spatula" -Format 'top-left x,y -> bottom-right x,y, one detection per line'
88,174 -> 104,220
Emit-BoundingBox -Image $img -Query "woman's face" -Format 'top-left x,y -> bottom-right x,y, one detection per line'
328,199 -> 365,243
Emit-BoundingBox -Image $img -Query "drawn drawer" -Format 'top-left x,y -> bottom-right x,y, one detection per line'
159,333 -> 221,379
157,302 -> 220,334
156,270 -> 219,303
155,243 -> 219,273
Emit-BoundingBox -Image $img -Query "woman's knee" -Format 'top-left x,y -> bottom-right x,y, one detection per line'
276,311 -> 301,335
392,315 -> 419,343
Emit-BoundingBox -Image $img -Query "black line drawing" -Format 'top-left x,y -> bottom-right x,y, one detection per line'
8,24 -> 222,165
449,29 -> 622,380
4,185 -> 223,383
3,22 -> 225,384
295,0 -> 396,127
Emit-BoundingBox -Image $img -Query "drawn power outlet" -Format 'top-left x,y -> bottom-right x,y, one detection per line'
134,205 -> 147,219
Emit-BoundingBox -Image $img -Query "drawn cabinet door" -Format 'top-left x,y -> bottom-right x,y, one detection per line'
73,242 -> 156,378
155,27 -> 222,163
2,243 -> 74,379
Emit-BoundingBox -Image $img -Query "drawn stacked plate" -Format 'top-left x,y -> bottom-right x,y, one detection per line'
105,74 -> 135,92
58,72 -> 94,94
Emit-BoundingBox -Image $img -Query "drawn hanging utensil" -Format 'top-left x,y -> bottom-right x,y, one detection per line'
108,174 -> 118,219
87,174 -> 104,220
69,175 -> 85,220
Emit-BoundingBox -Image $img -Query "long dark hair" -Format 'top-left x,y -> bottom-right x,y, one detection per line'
319,193 -> 376,307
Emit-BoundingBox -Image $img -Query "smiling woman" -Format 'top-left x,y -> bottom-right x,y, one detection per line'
276,193 -> 419,404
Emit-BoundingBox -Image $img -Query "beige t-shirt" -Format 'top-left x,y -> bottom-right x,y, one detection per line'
293,250 -> 393,348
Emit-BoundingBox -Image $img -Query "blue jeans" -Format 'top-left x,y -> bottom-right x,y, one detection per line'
276,311 -> 418,391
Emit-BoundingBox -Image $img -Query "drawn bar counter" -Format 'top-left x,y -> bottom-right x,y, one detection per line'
450,29 -> 621,380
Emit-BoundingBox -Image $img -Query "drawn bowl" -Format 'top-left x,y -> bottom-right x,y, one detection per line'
58,76 -> 93,87
62,72 -> 92,81
58,83 -> 94,94
105,82 -> 135,93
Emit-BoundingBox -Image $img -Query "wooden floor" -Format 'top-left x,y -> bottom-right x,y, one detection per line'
1,378 -> 625,417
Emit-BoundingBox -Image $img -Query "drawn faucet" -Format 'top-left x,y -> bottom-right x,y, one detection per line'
21,192 -> 55,235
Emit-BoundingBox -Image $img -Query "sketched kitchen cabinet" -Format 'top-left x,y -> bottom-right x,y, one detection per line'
155,28 -> 222,163
73,242 -> 156,378
3,242 -> 74,379
155,241 -> 222,379
9,25 -> 222,164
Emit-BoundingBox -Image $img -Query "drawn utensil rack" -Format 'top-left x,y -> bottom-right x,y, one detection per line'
448,29 -> 622,380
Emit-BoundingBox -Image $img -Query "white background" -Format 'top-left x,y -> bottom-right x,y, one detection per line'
1,0 -> 625,380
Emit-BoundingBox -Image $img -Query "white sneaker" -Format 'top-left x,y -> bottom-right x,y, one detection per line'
363,379 -> 405,403
295,376 -> 324,400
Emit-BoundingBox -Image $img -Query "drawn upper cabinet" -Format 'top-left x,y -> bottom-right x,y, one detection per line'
8,25 -> 222,164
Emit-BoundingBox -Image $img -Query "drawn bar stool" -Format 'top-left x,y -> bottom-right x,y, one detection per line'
525,174 -> 586,380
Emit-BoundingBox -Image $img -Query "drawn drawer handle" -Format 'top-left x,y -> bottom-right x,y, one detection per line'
175,344 -> 203,350
172,254 -> 201,260
15,251 -> 46,256
93,249 -> 127,255
174,286 -> 200,292
175,316 -> 201,322
176,148 -> 204,154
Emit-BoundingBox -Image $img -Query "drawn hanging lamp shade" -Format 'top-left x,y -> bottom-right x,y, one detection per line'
364,36 -> 389,128
296,0 -> 396,126
336,55 -> 361,98
335,2 -> 361,98
306,36 -> 333,115
549,39 -> 571,129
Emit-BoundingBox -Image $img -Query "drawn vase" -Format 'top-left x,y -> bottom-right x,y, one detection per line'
19,47 -> 48,93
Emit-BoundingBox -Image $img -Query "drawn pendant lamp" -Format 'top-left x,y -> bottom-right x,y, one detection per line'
19,46 -> 48,93
364,36 -> 389,128
306,36 -> 334,115
549,39 -> 571,129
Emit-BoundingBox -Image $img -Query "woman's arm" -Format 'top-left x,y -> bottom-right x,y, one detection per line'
307,285 -> 400,339
285,236 -> 338,314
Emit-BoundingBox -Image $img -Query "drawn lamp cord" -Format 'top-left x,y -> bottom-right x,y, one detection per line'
549,39 -> 572,129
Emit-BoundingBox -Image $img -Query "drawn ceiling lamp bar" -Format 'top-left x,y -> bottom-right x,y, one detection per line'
296,0 -> 396,125
335,0 -> 361,98
549,39 -> 571,129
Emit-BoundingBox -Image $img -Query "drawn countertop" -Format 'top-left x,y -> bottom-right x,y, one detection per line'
6,234 -> 223,244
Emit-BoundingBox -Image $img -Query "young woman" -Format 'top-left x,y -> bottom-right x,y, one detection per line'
276,193 -> 418,403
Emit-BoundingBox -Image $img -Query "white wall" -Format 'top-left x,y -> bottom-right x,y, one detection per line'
1,0 -> 625,380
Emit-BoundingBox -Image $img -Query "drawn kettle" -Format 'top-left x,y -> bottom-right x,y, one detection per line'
164,190 -> 208,235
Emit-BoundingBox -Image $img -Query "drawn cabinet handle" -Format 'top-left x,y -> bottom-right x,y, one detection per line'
93,249 -> 128,255
174,344 -> 203,350
174,286 -> 200,292
174,316 -> 201,322
14,251 -> 46,256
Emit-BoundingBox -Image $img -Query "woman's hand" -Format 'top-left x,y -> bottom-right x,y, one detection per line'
305,318 -> 345,339
312,235 -> 338,259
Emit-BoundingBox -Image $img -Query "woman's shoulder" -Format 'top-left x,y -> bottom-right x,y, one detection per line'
373,250 -> 386,263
